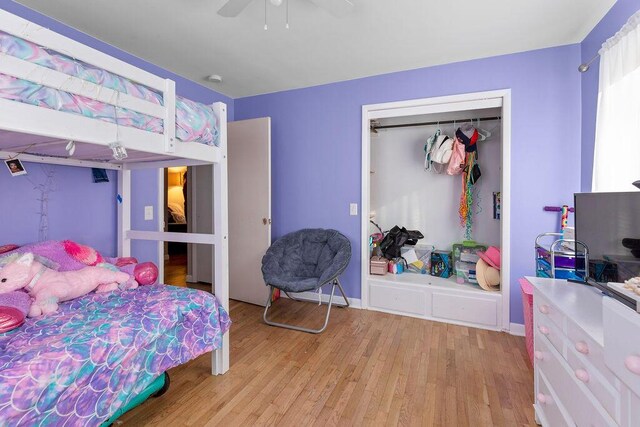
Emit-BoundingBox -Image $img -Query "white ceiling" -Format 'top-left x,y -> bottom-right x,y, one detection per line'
16,0 -> 615,98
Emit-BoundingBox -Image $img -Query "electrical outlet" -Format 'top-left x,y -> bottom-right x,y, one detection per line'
144,205 -> 154,221
350,203 -> 358,216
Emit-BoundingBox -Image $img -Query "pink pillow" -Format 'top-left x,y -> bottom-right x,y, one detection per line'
63,240 -> 104,266
0,307 -> 25,333
0,244 -> 19,255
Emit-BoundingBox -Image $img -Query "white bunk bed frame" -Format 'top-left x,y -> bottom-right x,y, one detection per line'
0,10 -> 230,375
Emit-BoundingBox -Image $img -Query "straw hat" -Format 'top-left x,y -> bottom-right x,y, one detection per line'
476,258 -> 500,292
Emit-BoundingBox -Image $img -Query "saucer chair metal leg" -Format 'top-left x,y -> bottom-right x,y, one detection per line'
263,282 -> 339,334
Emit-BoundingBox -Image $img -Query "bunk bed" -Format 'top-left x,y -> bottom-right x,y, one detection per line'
0,9 -> 230,425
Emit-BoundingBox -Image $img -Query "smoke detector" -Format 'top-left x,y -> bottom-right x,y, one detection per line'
205,74 -> 223,83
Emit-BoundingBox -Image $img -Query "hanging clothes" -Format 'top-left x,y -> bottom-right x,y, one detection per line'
457,125 -> 483,240
424,129 -> 440,171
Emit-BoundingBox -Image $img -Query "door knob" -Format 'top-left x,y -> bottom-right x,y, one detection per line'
262,218 -> 271,225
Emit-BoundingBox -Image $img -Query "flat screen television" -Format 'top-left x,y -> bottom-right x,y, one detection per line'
574,191 -> 640,284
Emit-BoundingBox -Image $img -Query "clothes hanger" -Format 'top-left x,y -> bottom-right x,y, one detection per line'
476,118 -> 492,141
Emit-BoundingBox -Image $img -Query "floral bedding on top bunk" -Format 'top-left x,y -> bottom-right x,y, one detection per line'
0,31 -> 220,146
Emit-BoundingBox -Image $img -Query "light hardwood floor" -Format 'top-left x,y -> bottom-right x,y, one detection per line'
119,289 -> 535,426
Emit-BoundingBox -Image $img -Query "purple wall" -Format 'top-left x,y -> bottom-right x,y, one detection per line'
581,0 -> 640,191
0,164 -> 117,256
0,1 -> 233,263
235,45 -> 583,324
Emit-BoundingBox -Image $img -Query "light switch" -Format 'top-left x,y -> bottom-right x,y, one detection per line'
350,203 -> 358,216
144,205 -> 154,221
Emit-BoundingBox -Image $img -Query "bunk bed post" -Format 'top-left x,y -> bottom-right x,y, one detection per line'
164,79 -> 177,154
212,102 -> 230,375
117,167 -> 132,257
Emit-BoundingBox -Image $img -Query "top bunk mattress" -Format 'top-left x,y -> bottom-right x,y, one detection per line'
0,31 -> 220,146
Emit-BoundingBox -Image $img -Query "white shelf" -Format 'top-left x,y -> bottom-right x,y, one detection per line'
368,272 -> 501,296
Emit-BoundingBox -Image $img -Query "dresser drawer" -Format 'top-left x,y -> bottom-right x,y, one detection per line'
566,345 -> 620,423
567,317 -> 618,388
535,291 -> 565,330
620,387 -> 640,427
603,298 -> 640,397
536,314 -> 565,357
535,370 -> 572,427
536,335 -> 617,427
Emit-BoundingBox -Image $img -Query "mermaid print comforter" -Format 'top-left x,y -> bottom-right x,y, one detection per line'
0,285 -> 230,426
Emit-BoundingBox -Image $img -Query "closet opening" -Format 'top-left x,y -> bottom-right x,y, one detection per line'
361,90 -> 511,332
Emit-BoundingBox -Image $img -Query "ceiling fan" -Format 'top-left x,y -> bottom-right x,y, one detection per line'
217,0 -> 354,18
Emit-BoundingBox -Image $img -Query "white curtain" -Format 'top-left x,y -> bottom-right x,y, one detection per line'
593,10 -> 640,192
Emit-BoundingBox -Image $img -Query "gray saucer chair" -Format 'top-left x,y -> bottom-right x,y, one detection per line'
261,228 -> 352,333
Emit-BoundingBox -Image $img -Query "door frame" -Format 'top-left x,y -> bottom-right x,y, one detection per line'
360,89 -> 512,332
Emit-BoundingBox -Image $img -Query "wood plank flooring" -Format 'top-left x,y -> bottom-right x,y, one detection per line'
118,294 -> 535,426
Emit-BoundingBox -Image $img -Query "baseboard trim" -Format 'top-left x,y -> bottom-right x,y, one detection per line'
280,290 -> 362,309
509,322 -> 526,336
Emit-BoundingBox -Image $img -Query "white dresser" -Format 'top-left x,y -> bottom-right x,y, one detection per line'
528,277 -> 640,427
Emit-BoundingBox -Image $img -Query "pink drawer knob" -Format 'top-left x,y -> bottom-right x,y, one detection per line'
575,341 -> 589,355
575,369 -> 590,383
537,393 -> 548,404
624,355 -> 640,375
534,351 -> 544,361
539,305 -> 550,314
538,325 -> 549,335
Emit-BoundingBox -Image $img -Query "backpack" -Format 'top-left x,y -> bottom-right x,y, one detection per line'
446,136 -> 466,175
429,135 -> 453,166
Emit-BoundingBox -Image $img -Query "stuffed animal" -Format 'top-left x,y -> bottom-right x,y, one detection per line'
0,252 -> 131,317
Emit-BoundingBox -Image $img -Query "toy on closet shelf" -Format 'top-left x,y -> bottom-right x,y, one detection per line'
452,241 -> 488,284
0,252 -> 132,317
401,244 -> 433,274
431,250 -> 452,278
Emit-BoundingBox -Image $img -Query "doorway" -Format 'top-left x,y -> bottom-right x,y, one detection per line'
163,166 -> 189,286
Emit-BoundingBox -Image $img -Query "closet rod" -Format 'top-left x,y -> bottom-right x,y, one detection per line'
371,116 -> 501,131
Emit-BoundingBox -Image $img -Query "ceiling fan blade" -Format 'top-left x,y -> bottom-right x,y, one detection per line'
308,0 -> 354,17
217,0 -> 255,17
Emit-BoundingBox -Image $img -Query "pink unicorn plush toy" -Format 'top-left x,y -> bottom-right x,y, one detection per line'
0,252 -> 131,317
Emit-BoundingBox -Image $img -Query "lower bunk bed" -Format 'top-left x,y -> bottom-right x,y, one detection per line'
0,244 -> 231,426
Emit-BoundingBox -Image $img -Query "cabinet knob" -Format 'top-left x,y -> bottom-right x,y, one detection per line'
539,304 -> 550,314
537,393 -> 548,404
575,368 -> 590,383
575,341 -> 589,355
534,351 -> 544,361
624,355 -> 640,375
538,325 -> 549,335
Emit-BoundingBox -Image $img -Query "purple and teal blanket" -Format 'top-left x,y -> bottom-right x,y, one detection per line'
0,285 -> 230,426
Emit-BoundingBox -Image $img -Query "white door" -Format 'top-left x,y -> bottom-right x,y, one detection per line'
228,118 -> 272,306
